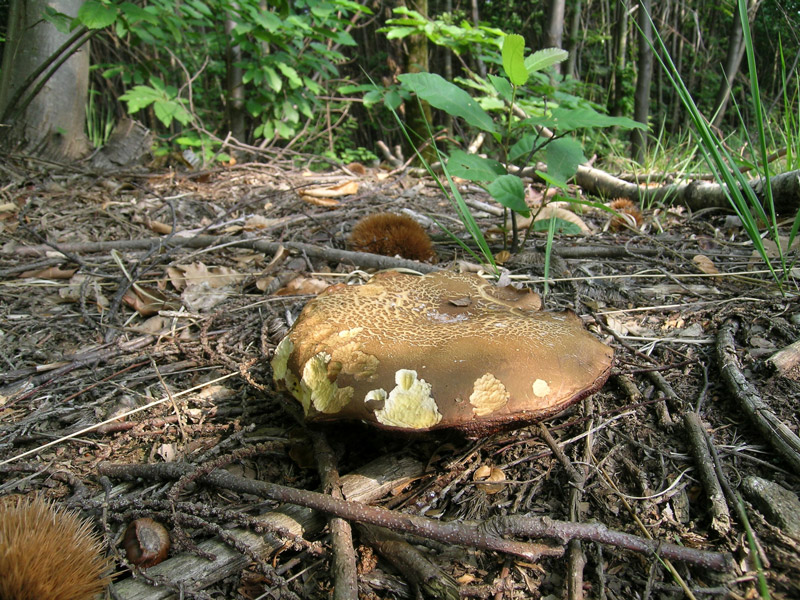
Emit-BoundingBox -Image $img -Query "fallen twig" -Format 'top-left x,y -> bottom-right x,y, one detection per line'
98,460 -> 734,571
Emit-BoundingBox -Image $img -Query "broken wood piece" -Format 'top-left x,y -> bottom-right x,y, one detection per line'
767,338 -> 800,381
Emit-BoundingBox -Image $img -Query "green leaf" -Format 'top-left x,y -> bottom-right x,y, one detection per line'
502,34 -> 528,86
536,107 -> 646,131
246,99 -> 264,117
383,89 -> 403,110
536,169 -> 569,191
263,66 -> 282,92
447,150 -> 506,182
488,74 -> 512,102
509,133 -> 544,163
398,73 -> 496,134
78,1 -> 118,29
524,48 -> 568,73
277,63 -> 302,88
43,7 -> 72,34
119,85 -> 162,113
119,3 -> 159,25
545,138 -> 585,183
385,26 -> 418,39
487,175 -> 529,217
153,100 -> 191,127
532,217 -> 582,235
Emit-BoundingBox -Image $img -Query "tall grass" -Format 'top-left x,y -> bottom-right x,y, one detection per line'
643,0 -> 799,290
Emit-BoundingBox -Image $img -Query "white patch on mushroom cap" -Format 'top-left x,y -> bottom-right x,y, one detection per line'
300,352 -> 354,414
469,373 -> 510,416
373,369 -> 442,429
532,378 -> 551,397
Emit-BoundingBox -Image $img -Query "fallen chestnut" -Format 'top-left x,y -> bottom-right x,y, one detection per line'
122,518 -> 170,568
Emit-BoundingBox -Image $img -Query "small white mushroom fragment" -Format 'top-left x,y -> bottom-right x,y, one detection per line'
271,270 -> 613,434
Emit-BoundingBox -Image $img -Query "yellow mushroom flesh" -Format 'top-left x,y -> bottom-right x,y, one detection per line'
271,270 -> 613,434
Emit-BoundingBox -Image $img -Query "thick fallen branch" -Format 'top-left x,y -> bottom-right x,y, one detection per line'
5,234 -> 440,272
99,460 -> 733,571
716,320 -> 800,474
575,165 -> 800,213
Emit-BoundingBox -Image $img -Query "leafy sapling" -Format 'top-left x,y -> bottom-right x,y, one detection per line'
397,34 -> 644,254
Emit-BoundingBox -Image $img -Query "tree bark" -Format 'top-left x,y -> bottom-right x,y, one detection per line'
0,0 -> 90,160
564,0 -> 584,79
225,3 -> 246,143
710,0 -> 762,129
402,0 -> 435,163
609,0 -> 630,116
631,0 -> 653,164
543,0 -> 566,75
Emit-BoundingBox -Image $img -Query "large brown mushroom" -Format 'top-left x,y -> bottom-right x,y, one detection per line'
271,271 -> 613,435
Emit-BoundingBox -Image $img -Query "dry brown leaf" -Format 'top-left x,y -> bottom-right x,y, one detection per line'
244,215 -> 281,230
20,266 -> 77,279
299,181 -> 359,197
275,276 -> 332,296
255,275 -> 274,292
130,315 -> 170,335
145,219 -> 173,234
168,262 -> 245,291
473,465 -> 506,494
122,284 -> 179,316
692,254 -> 719,275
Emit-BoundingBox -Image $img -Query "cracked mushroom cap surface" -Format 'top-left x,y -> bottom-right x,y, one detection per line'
271,270 -> 613,435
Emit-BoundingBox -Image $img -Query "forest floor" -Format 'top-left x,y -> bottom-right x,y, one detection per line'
0,157 -> 799,600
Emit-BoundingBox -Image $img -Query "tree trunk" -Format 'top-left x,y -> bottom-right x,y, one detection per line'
711,0 -> 760,129
225,5 -> 246,143
0,0 -> 90,160
470,0 -> 486,78
403,0 -> 434,163
610,0 -> 630,116
564,0 -> 584,79
631,0 -> 653,164
543,0 -> 566,75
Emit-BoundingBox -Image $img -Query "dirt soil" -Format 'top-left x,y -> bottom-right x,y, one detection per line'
1,159 -> 799,600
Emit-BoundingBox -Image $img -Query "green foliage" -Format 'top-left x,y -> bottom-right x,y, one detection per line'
646,0 -> 797,289
381,8 -> 504,58
119,77 -> 191,128
57,0 -> 369,160
85,86 -> 115,147
394,35 -> 643,254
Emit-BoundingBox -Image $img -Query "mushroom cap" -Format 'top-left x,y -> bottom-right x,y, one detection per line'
271,271 -> 613,435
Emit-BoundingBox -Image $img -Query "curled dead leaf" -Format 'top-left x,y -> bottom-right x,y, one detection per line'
123,284 -> 179,316
473,465 -> 506,494
299,181 -> 359,198
301,196 -> 340,207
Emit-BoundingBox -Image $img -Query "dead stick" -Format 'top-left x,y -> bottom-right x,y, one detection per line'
98,461 -> 732,570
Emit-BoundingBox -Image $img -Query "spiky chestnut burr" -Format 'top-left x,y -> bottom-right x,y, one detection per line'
0,495 -> 111,600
